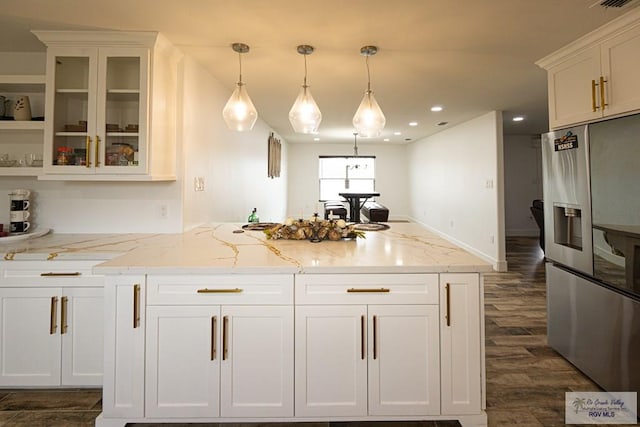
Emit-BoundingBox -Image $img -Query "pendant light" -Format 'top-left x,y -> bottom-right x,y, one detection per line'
289,45 -> 322,134
352,45 -> 386,138
222,43 -> 258,132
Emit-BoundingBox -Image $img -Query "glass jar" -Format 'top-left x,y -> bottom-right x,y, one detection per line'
56,146 -> 75,165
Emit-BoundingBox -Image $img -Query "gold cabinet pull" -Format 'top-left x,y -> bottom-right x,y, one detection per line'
197,288 -> 243,294
600,76 -> 608,111
40,272 -> 81,277
360,315 -> 365,360
445,283 -> 451,327
591,79 -> 598,112
211,316 -> 217,361
222,316 -> 229,361
133,284 -> 141,329
95,135 -> 101,167
85,136 -> 92,167
347,288 -> 390,293
50,296 -> 58,335
373,315 -> 378,360
61,296 -> 68,334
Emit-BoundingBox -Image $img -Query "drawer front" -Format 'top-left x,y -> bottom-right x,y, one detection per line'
0,260 -> 104,287
147,274 -> 294,305
295,274 -> 439,305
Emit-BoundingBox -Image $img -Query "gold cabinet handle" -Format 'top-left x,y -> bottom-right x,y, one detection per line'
222,316 -> 229,361
347,288 -> 390,293
600,76 -> 608,111
211,316 -> 217,361
50,296 -> 58,335
197,288 -> 243,294
95,135 -> 101,167
85,136 -> 92,167
360,315 -> 365,360
591,79 -> 598,112
445,283 -> 451,327
40,272 -> 81,277
61,296 -> 68,334
133,284 -> 141,329
373,315 -> 378,360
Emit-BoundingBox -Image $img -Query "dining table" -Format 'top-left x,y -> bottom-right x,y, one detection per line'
338,191 -> 380,223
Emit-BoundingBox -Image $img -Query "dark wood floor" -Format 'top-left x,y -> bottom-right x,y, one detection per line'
0,237 -> 623,426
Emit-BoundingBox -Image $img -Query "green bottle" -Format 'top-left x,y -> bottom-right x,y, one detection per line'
248,208 -> 259,223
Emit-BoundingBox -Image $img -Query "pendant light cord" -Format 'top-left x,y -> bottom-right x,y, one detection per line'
303,54 -> 308,88
366,55 -> 371,92
238,51 -> 243,84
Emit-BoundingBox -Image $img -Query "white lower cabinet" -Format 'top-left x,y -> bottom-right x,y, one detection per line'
99,272 -> 485,426
145,304 -> 294,418
295,304 -> 440,417
440,273 -> 482,415
0,261 -> 104,387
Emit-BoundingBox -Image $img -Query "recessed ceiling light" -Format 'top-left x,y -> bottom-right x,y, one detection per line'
313,137 -> 320,141
512,116 -> 525,122
430,105 -> 443,112
409,122 -> 418,126
383,138 -> 390,142
393,131 -> 402,135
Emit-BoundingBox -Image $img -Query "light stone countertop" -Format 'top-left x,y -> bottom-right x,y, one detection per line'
91,222 -> 493,274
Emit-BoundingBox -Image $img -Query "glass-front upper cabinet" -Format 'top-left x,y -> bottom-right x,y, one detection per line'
43,47 -> 148,176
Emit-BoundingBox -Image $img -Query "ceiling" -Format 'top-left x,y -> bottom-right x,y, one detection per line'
1,0 -> 638,144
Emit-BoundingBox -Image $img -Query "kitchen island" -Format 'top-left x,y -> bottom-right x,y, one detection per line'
91,222 -> 491,427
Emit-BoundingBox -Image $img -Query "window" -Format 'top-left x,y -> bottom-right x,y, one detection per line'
318,156 -> 375,201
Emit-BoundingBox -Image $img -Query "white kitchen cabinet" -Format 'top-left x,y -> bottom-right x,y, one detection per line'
145,304 -> 294,419
294,274 -> 440,417
33,31 -> 180,181
143,274 -> 294,419
0,74 -> 45,176
101,275 -> 145,419
538,10 -> 640,129
440,273 -> 482,415
0,261 -> 104,387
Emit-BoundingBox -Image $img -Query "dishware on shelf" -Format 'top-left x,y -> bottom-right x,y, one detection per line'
0,96 -> 10,117
9,189 -> 32,234
13,96 -> 32,121
9,221 -> 30,233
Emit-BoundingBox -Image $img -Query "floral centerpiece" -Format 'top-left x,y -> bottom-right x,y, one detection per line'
264,215 -> 365,242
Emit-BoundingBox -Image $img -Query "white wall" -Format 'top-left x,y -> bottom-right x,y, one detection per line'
287,142 -> 408,219
503,134 -> 543,236
407,112 -> 506,270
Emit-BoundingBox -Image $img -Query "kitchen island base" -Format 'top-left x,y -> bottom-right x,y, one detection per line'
94,223 -> 491,427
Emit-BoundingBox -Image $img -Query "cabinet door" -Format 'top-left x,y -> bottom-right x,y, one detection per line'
295,305 -> 367,417
440,274 -> 482,415
547,46 -> 602,129
102,276 -> 145,418
61,287 -> 104,386
220,305 -> 293,417
96,48 -> 149,175
601,25 -> 640,117
43,47 -> 99,174
146,305 -> 220,418
368,305 -> 440,416
0,287 -> 62,386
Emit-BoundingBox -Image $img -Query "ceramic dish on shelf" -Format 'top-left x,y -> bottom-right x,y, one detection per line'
0,159 -> 17,167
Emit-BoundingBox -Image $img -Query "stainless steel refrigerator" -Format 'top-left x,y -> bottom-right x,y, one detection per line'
542,113 -> 640,394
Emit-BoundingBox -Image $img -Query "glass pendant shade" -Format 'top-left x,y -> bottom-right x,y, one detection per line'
353,89 -> 386,138
223,82 -> 258,132
289,85 -> 322,134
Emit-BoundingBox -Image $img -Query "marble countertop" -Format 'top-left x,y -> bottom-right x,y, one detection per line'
93,222 -> 493,274
0,223 -> 492,273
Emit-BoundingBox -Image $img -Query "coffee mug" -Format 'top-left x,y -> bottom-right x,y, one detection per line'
9,189 -> 30,199
10,221 -> 30,233
10,199 -> 30,211
10,210 -> 30,222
